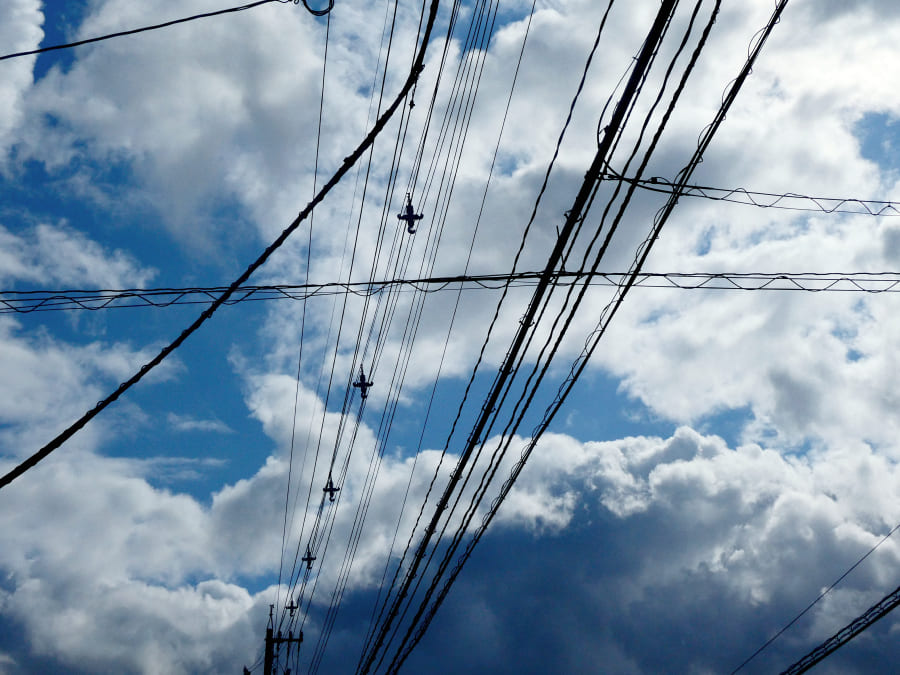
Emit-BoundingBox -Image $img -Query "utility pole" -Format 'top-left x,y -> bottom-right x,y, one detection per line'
262,605 -> 304,675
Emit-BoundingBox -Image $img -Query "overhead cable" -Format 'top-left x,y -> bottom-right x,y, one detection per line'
356,2 -> 681,671
603,169 -> 900,216
384,0 -> 728,668
276,0 -> 333,626
0,0 -> 326,63
0,0 -> 442,492
779,582 -> 900,675
356,8 -> 626,659
357,1 -> 539,664
3,271 -> 898,315
280,0 -> 414,641
298,0 -> 500,655
390,0 -> 792,666
730,520 -> 900,674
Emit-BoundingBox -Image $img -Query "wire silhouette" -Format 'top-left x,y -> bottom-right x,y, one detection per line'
730,521 -> 900,674
0,0 -> 328,63
3,271 -> 898,315
603,169 -> 900,216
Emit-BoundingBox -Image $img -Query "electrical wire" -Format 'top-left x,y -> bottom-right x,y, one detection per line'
278,0 -> 411,643
276,3 -> 333,624
296,0 -> 494,656
381,1 -> 720,668
602,169 -> 900,216
0,0 -> 327,64
777,582 -> 900,674
277,0 -> 452,657
3,270 -> 896,315
357,1 -> 539,665
407,0 -> 790,663
356,1 -> 679,670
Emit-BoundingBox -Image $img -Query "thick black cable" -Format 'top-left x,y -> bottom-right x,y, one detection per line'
389,0 -> 693,662
0,0 -> 442,492
421,3 -> 790,645
358,7 -> 620,653
0,0 -> 316,63
376,6 -> 690,664
778,582 -> 900,674
419,0 -> 707,633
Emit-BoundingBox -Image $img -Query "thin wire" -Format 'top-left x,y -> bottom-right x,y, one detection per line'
730,521 -> 900,674
0,0 -> 315,63
284,0 -> 405,614
0,0 -> 442,492
280,0 -> 406,636
778,582 -> 900,675
277,4 -> 332,619
3,270 -> 898,315
359,0 -> 536,662
384,1 -> 712,667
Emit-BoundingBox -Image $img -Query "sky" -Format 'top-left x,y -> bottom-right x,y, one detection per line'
2,0 -> 900,673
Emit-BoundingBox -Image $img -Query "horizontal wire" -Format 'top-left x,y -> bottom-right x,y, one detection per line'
0,0 -> 309,64
603,170 -> 900,216
2,270 -> 899,314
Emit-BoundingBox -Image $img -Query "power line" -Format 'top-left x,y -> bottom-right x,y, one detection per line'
3,271 -> 898,314
0,0 -> 441,492
278,0 -> 417,647
381,0 -> 731,668
779,583 -> 900,675
0,0 -> 327,64
730,521 -> 900,674
275,0 -> 333,636
357,1 -> 681,670
602,169 -> 900,216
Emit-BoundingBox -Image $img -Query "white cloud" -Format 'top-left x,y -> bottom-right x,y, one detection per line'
0,317 -> 180,455
3,0 -> 900,672
167,412 -> 233,434
0,222 -> 156,289
0,0 -> 42,163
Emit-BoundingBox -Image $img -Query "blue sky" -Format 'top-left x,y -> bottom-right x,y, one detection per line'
2,1 -> 900,673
